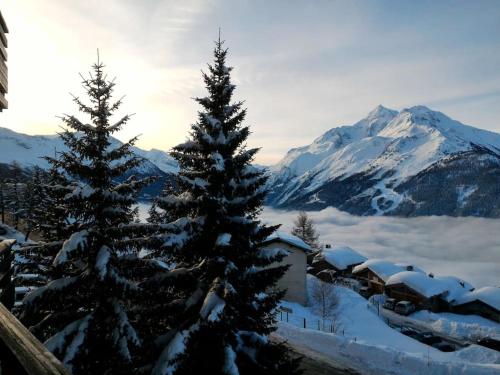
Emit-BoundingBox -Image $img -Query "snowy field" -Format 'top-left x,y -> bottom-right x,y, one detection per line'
137,203 -> 500,287
275,276 -> 500,375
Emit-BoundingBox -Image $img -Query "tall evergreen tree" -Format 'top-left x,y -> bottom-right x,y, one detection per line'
21,58 -> 152,374
38,163 -> 76,242
291,211 -> 320,251
147,38 -> 301,375
23,167 -> 48,241
5,161 -> 25,230
14,164 -> 76,281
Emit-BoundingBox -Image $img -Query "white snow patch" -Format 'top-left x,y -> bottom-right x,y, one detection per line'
223,346 -> 239,375
54,230 -> 89,266
95,246 -> 111,280
456,185 -> 478,208
263,231 -> 312,252
216,233 -> 232,247
410,310 -> 500,342
386,271 -> 449,298
45,314 -> 92,372
320,246 -> 367,271
352,259 -> 406,282
152,322 -> 200,375
200,289 -> 226,322
370,180 -> 404,215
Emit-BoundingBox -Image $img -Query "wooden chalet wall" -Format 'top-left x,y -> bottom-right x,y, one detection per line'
355,268 -> 385,294
0,10 -> 7,111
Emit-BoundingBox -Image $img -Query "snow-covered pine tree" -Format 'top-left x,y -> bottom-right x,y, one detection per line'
14,164 -> 76,280
37,163 -> 76,242
5,161 -> 25,230
23,167 -> 49,241
291,211 -> 320,251
147,38 -> 301,375
21,58 -> 153,375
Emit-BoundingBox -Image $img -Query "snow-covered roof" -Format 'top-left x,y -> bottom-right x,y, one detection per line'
319,246 -> 367,271
453,287 -> 500,311
434,276 -> 474,303
386,271 -> 449,298
352,259 -> 405,282
262,231 -> 312,252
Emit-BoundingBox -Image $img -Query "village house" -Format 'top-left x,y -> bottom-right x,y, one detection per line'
311,245 -> 367,282
352,259 -> 419,295
452,287 -> 500,323
260,231 -> 312,305
385,271 -> 453,312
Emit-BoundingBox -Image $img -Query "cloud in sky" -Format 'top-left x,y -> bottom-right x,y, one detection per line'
1,0 -> 500,164
261,207 -> 500,288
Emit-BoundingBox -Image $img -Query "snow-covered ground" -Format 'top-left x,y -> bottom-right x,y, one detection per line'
260,206 -> 500,287
409,310 -> 500,342
275,276 -> 500,374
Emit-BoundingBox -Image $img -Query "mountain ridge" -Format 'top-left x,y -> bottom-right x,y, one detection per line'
266,105 -> 500,217
0,126 -> 178,198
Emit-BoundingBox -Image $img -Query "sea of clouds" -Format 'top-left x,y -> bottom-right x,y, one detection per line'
261,207 -> 500,288
137,203 -> 499,288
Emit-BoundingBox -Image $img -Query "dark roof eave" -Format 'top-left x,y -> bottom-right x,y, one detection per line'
454,298 -> 500,313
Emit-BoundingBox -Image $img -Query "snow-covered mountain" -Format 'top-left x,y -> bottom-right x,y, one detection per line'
267,105 -> 500,217
0,126 -> 179,197
0,126 -> 178,173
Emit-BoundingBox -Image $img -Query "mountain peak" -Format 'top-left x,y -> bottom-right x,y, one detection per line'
367,105 -> 397,119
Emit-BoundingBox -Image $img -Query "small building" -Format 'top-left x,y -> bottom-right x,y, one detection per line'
385,271 -> 450,312
352,259 -> 421,294
311,246 -> 367,282
0,10 -> 7,111
260,231 -> 312,305
452,287 -> 500,323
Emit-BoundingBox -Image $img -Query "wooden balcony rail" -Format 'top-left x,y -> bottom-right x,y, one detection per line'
0,239 -> 70,375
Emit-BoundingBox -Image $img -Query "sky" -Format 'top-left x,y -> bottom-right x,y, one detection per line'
1,0 -> 500,165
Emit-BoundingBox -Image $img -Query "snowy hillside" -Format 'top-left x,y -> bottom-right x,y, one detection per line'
267,105 -> 500,217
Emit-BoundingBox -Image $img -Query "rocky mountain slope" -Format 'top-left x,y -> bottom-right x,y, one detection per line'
266,106 -> 500,217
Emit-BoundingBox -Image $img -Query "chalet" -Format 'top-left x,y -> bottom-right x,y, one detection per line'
385,271 -> 450,312
352,259 -> 422,294
452,287 -> 500,323
0,10 -> 7,111
260,231 -> 312,305
312,246 -> 367,282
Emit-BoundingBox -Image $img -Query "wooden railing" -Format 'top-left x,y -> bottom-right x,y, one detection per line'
0,238 -> 15,308
0,239 -> 70,375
